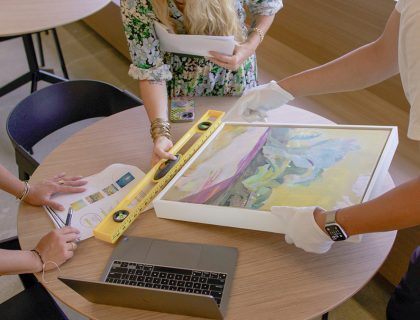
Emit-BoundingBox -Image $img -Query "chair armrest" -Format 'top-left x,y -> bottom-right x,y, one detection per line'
123,90 -> 143,106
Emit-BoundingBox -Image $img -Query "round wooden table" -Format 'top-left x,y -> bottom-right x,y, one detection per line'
0,0 -> 111,96
0,0 -> 110,36
18,97 -> 396,320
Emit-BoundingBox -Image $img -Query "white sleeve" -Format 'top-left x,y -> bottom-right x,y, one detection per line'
397,0 -> 420,140
395,0 -> 403,13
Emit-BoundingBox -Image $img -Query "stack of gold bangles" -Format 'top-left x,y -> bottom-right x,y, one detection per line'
150,118 -> 172,142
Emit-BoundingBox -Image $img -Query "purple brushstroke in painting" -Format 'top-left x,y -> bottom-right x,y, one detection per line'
181,128 -> 271,204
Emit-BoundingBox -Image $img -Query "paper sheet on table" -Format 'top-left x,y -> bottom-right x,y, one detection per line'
154,21 -> 235,56
44,163 -> 148,241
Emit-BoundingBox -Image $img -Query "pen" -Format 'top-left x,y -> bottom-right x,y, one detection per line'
65,207 -> 73,227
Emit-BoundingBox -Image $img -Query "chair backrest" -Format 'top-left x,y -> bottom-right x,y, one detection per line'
7,80 -> 143,179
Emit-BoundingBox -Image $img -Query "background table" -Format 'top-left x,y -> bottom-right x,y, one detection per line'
0,0 -> 110,96
18,97 -> 396,320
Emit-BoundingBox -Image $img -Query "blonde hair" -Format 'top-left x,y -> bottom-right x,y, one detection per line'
151,0 -> 245,42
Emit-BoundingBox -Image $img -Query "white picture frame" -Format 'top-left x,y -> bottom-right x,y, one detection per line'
153,122 -> 398,233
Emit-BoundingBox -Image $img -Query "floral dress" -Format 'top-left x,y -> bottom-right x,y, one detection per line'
120,0 -> 283,97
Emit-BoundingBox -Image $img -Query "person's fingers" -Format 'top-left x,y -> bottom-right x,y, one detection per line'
67,242 -> 77,251
60,175 -> 85,182
57,185 -> 87,194
57,180 -> 87,187
242,109 -> 267,122
69,180 -> 88,186
62,231 -> 80,242
44,199 -> 64,211
209,60 -> 234,70
285,235 -> 294,245
155,148 -> 176,160
53,172 -> 66,180
151,154 -> 160,166
67,175 -> 84,180
59,226 -> 80,235
208,51 -> 233,62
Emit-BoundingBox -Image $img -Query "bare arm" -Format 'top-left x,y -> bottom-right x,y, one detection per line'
0,249 -> 42,274
314,176 -> 420,236
245,14 -> 276,57
279,9 -> 400,97
0,227 -> 80,275
0,164 -> 86,210
139,80 -> 176,164
0,164 -> 26,198
139,80 -> 168,122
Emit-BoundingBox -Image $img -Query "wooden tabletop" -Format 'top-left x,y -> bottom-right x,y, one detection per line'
18,97 -> 396,320
0,0 -> 111,37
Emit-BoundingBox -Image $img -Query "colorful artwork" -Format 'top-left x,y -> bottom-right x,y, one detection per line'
162,124 -> 391,211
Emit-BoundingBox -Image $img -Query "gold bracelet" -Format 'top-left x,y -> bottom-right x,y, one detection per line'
150,118 -> 173,142
249,27 -> 264,44
16,180 -> 30,201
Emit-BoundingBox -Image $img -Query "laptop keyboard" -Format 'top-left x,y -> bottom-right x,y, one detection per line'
105,260 -> 227,306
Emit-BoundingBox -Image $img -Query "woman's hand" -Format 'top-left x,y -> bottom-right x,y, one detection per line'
24,173 -> 87,211
208,41 -> 256,71
152,136 -> 177,166
34,227 -> 80,271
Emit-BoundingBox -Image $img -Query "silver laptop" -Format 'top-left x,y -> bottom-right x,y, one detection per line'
59,236 -> 238,319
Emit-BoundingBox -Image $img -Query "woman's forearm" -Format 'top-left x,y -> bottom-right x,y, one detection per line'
0,249 -> 42,275
314,176 -> 420,237
339,177 -> 420,236
279,9 -> 400,98
247,15 -> 275,49
139,80 -> 169,122
0,164 -> 25,198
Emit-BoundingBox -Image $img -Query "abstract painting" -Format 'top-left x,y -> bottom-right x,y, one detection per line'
162,124 -> 391,211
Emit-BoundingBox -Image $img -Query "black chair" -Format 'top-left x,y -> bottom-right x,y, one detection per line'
0,237 -> 68,320
7,80 -> 143,180
0,283 -> 68,320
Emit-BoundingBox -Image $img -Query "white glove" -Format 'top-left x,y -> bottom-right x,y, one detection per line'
226,80 -> 294,122
272,206 -> 334,254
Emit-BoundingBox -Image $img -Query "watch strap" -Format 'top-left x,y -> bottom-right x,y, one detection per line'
324,209 -> 348,241
325,209 -> 338,224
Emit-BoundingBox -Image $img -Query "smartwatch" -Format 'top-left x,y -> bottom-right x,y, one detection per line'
324,209 -> 348,241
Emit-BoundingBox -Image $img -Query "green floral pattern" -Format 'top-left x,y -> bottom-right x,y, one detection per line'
121,0 -> 282,97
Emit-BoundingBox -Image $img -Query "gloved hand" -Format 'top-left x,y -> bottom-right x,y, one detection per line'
271,206 -> 334,254
225,80 -> 294,122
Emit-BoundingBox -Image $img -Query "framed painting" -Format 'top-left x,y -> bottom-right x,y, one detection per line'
154,123 -> 398,233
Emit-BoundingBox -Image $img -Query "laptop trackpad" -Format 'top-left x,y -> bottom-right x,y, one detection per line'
146,240 -> 202,269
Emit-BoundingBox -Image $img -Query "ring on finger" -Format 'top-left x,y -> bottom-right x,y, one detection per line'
70,242 -> 77,251
58,179 -> 65,185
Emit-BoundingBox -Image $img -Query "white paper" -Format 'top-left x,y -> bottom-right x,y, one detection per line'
153,21 -> 235,57
44,163 -> 146,241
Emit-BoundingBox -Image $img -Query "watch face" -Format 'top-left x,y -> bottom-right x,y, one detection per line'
325,224 -> 348,241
